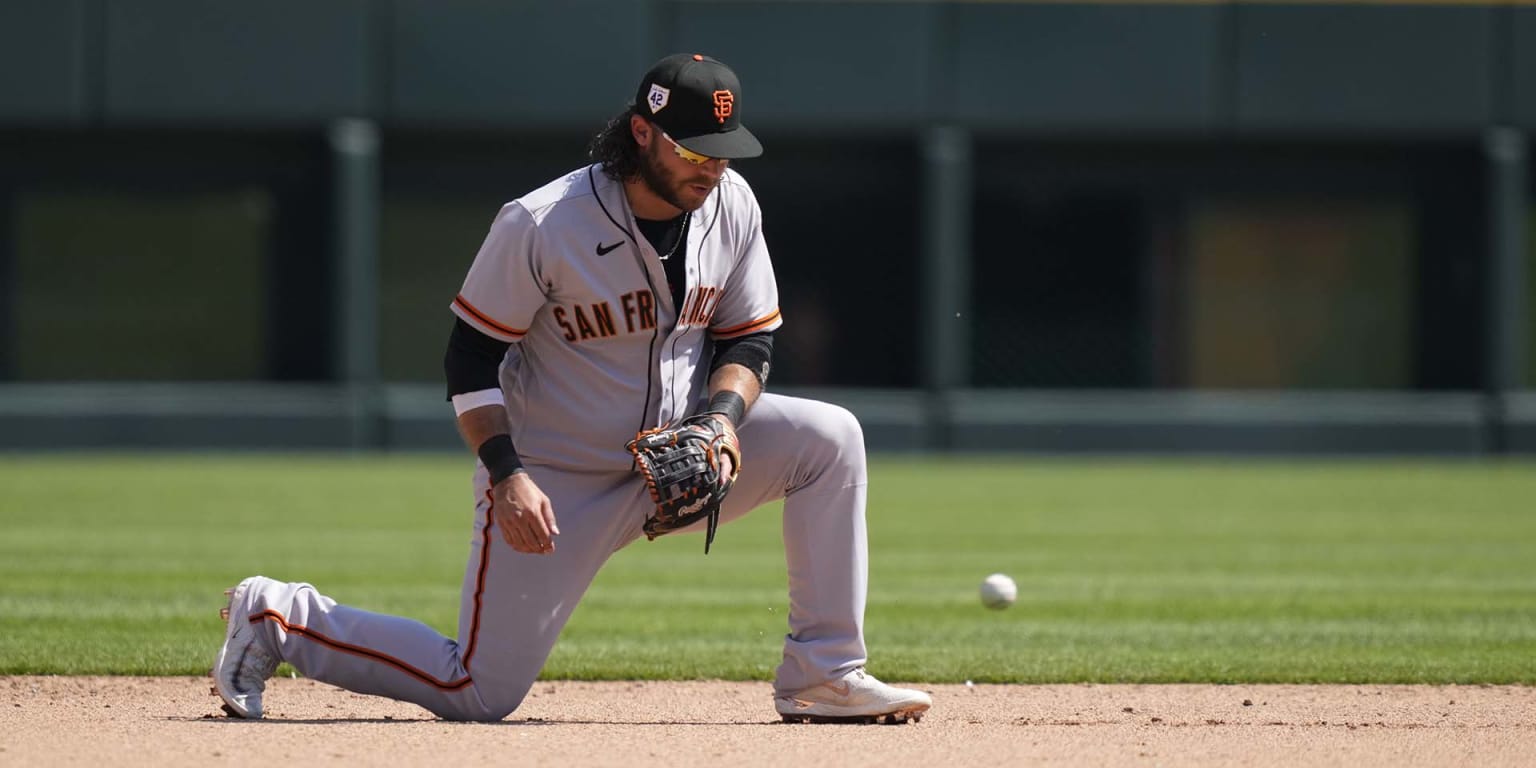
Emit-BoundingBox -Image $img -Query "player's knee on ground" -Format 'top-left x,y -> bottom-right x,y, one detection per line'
429,692 -> 521,723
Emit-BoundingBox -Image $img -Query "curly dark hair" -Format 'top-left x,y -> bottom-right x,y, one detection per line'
588,106 -> 642,182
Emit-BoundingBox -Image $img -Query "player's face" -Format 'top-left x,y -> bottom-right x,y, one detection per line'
638,126 -> 727,213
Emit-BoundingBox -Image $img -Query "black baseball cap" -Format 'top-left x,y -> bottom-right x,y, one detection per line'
634,53 -> 763,160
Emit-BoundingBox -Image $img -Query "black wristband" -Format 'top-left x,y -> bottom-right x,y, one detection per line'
476,433 -> 525,485
702,391 -> 747,428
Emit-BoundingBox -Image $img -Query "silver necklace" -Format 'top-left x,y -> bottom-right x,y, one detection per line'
658,214 -> 689,261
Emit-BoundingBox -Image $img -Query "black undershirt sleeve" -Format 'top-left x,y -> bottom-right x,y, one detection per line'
444,318 -> 512,399
711,331 -> 774,386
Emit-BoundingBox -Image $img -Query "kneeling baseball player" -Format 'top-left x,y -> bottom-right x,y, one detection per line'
211,53 -> 932,725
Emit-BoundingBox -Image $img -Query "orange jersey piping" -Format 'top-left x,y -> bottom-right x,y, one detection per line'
454,295 -> 528,340
710,308 -> 781,339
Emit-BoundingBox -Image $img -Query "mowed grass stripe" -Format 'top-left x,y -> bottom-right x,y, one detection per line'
0,455 -> 1532,682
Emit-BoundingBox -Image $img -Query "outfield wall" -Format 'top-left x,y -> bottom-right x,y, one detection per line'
1,1 -> 1533,454
6,1 -> 1536,131
1,383 -> 1532,455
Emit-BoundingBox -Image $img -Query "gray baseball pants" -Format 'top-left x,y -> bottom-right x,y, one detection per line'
237,393 -> 869,721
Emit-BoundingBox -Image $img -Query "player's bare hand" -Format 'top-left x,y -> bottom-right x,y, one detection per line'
493,472 -> 559,554
709,415 -> 739,479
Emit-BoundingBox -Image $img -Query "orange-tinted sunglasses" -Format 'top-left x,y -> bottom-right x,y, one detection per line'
660,131 -> 718,166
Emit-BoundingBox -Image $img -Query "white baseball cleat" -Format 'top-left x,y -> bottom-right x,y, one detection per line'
211,576 -> 279,719
775,667 -> 932,724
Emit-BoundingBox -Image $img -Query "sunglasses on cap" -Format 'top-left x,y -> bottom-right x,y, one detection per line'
659,130 -> 719,166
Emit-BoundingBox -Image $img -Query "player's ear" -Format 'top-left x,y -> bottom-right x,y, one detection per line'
630,114 -> 652,147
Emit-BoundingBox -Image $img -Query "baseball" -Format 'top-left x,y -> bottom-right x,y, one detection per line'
979,573 -> 1017,610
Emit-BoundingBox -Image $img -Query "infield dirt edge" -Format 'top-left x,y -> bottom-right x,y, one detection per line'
4,677 -> 1534,767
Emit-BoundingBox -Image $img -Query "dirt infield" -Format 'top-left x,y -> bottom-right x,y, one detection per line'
3,677 -> 1532,767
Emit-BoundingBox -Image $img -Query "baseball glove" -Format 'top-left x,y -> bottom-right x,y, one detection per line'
626,414 -> 742,553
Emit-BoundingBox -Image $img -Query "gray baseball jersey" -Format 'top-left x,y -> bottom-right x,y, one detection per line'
451,164 -> 782,470
229,164 -> 872,721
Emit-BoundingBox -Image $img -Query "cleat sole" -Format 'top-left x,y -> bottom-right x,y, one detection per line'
780,706 -> 927,725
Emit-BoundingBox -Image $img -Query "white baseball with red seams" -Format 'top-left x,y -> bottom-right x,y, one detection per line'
218,164 -> 909,722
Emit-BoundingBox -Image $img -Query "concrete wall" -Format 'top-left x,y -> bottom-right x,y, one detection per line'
1,1 -> 1532,133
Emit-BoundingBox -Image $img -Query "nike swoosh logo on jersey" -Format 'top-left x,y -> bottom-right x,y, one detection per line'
596,241 -> 624,256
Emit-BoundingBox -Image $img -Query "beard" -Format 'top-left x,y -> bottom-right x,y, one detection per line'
636,140 -> 715,212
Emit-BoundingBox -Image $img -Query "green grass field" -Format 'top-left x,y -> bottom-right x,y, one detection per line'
1,455 -> 1533,684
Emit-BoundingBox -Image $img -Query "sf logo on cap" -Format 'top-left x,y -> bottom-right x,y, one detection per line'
712,90 -> 734,124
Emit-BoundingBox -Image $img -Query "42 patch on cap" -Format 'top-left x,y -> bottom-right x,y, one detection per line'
647,84 -> 671,114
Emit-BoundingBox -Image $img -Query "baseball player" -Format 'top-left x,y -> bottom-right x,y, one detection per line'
211,53 -> 932,725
